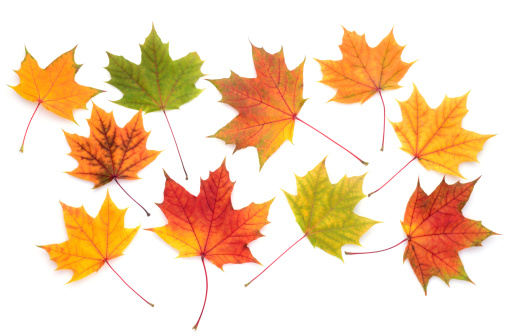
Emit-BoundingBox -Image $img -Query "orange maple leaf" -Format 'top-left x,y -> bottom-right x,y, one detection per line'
316,27 -> 414,150
209,45 -> 366,169
65,103 -> 161,215
39,191 -> 153,306
10,47 -> 102,152
370,85 -> 494,196
403,178 -> 495,294
147,160 -> 272,329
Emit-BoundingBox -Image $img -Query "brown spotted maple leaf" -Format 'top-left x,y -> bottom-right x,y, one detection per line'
147,160 -> 272,329
65,103 -> 161,215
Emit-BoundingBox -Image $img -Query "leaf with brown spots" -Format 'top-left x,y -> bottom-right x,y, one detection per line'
65,103 -> 160,215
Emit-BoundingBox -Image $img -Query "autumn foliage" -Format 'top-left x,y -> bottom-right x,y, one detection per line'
403,178 -> 495,294
106,25 -> 204,113
11,47 -> 101,151
65,104 -> 161,188
39,192 -> 152,306
39,192 -> 139,282
284,158 -> 378,260
147,160 -> 272,329
105,25 -> 205,180
246,158 -> 378,286
316,27 -> 413,104
7,23 -> 499,332
209,45 -> 305,168
391,85 -> 494,178
147,160 -> 272,269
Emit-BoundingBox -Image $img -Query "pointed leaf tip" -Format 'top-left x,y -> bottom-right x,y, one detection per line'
402,178 -> 495,293
391,85 -> 493,178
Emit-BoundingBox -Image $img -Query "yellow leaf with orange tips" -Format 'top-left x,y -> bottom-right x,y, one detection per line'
39,192 -> 138,282
391,85 -> 494,178
10,47 -> 102,151
39,192 -> 152,306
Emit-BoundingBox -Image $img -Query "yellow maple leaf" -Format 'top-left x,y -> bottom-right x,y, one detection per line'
39,192 -> 152,306
391,85 -> 494,178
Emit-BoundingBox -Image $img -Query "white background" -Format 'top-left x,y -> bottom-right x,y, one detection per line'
1,0 -> 509,335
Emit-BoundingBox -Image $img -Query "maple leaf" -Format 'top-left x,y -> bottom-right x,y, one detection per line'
370,85 -> 494,196
347,178 -> 496,295
209,45 -> 367,169
65,103 -> 161,215
403,178 -> 495,294
10,47 -> 102,152
316,27 -> 414,150
245,158 -> 378,286
105,24 -> 205,179
39,191 -> 153,306
146,160 -> 272,329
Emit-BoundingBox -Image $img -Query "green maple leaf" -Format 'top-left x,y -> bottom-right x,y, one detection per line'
105,25 -> 205,112
284,158 -> 379,260
245,158 -> 379,286
105,25 -> 205,180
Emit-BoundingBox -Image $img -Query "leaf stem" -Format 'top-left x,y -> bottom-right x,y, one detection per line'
105,260 -> 154,307
245,233 -> 308,287
192,256 -> 208,331
345,238 -> 408,255
295,117 -> 368,166
20,101 -> 41,152
162,110 -> 188,180
368,156 -> 417,197
114,178 -> 150,216
378,90 -> 386,152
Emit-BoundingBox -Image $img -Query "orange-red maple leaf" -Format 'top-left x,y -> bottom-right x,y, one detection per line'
10,47 -> 102,151
209,45 -> 366,168
147,160 -> 272,329
65,103 -> 161,189
403,178 -> 495,294
148,160 -> 272,268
